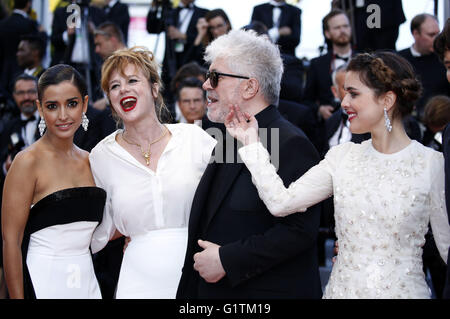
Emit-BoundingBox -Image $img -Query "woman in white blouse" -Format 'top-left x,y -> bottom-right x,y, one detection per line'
89,47 -> 216,298
225,52 -> 450,298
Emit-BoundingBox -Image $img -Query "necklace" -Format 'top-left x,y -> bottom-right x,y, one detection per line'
122,125 -> 168,166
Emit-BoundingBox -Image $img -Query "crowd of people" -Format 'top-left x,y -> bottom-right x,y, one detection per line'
0,0 -> 449,300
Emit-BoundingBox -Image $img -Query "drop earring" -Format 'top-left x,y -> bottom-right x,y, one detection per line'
38,117 -> 46,136
384,107 -> 392,133
81,112 -> 89,131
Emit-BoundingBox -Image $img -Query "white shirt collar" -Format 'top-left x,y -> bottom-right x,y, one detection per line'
108,0 -> 118,9
269,0 -> 285,7
24,67 -> 37,76
410,46 -> 422,57
20,110 -> 39,121
13,9 -> 28,18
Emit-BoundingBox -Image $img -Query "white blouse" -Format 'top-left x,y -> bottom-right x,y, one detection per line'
239,139 -> 450,298
89,123 -> 216,253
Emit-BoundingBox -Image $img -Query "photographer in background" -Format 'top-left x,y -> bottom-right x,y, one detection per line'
0,74 -> 40,177
0,74 -> 39,299
50,0 -> 105,100
146,0 -> 208,119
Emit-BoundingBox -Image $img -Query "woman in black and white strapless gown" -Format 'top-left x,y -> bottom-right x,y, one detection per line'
23,187 -> 105,298
2,65 -> 106,299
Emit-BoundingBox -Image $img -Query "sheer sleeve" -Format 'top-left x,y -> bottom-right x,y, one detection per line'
429,153 -> 450,263
89,146 -> 117,254
238,141 -> 344,217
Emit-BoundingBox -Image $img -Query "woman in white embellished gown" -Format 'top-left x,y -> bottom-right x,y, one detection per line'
2,65 -> 105,299
89,47 -> 216,298
225,52 -> 450,299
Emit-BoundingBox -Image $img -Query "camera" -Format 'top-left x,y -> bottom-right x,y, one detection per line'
8,132 -> 25,161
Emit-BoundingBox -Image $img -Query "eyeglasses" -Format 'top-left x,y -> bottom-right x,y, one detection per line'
14,89 -> 37,96
205,70 -> 250,88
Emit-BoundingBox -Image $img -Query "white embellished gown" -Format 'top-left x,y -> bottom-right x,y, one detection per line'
89,124 -> 216,298
238,139 -> 450,299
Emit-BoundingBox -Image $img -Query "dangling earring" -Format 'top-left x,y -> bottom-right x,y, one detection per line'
81,112 -> 89,131
38,117 -> 46,136
384,107 -> 392,133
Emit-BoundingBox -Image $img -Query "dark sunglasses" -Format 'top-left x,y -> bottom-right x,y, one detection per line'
205,70 -> 250,88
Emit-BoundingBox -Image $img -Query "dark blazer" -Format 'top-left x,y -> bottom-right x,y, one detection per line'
177,105 -> 322,299
302,51 -> 358,114
280,53 -> 305,103
251,2 -> 301,56
321,108 -> 371,156
50,5 -> 105,66
443,124 -> 450,299
277,99 -> 320,149
0,12 -> 39,92
397,49 -> 450,119
352,0 -> 405,51
73,106 -> 116,152
104,0 -> 130,44
147,5 -> 209,74
0,115 -> 40,177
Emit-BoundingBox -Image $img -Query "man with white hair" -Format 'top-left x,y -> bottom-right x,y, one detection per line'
177,29 -> 322,299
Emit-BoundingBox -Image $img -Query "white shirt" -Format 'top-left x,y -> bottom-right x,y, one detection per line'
410,46 -> 422,57
268,0 -> 284,43
90,123 -> 216,253
178,5 -> 194,35
328,119 -> 352,149
21,110 -> 40,147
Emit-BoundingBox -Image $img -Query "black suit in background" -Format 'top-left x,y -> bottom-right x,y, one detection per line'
280,53 -> 305,103
177,105 -> 322,299
73,105 -> 116,152
277,99 -> 320,149
301,51 -> 355,154
251,2 -> 301,56
104,0 -> 130,44
350,0 -> 405,52
442,123 -> 450,299
147,4 -> 208,117
51,4 -> 105,101
0,12 -> 39,93
397,49 -> 450,121
322,108 -> 371,156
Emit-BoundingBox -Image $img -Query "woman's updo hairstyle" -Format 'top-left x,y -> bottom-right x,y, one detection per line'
38,64 -> 87,103
347,52 -> 422,120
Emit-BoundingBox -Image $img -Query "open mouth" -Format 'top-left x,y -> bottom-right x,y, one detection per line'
120,96 -> 137,112
347,112 -> 357,121
206,96 -> 218,106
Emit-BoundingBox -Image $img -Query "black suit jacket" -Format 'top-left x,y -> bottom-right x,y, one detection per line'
443,124 -> 450,299
351,0 -> 405,51
251,3 -> 301,56
73,105 -> 116,152
0,115 -> 40,177
50,5 -> 105,66
105,1 -> 130,44
397,49 -> 450,119
280,53 -> 305,103
147,5 -> 209,75
277,99 -> 320,149
177,105 -> 322,299
323,108 -> 371,152
0,12 -> 39,92
302,51 -> 358,114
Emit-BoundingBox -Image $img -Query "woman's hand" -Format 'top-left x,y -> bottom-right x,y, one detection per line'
224,105 -> 259,146
196,18 -> 208,37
